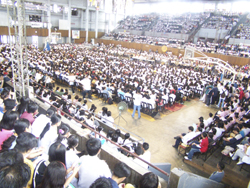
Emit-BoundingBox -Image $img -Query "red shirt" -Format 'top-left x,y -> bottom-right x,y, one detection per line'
0,129 -> 13,150
200,137 -> 209,153
20,111 -> 35,125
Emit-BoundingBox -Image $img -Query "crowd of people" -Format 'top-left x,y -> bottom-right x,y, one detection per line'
0,40 -> 249,187
235,21 -> 250,40
172,75 -> 250,181
202,13 -> 240,30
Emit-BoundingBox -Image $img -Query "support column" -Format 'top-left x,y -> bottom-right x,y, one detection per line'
114,13 -> 117,30
108,13 -> 112,33
68,0 -> 71,43
81,9 -> 84,30
95,9 -> 99,38
85,3 -> 89,42
47,0 -> 51,39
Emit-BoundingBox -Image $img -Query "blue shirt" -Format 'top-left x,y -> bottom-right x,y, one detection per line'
108,178 -> 119,188
209,171 -> 224,183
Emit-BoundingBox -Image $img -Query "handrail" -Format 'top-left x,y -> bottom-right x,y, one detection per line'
29,87 -> 169,176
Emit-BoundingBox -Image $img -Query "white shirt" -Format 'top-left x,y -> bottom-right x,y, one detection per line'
133,93 -> 143,106
204,117 -> 213,128
81,78 -> 91,90
68,76 -> 76,85
182,131 -> 197,145
39,126 -> 58,154
66,149 -> 80,187
31,114 -> 50,138
77,155 -> 112,188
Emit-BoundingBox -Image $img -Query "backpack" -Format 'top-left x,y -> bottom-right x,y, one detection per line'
108,98 -> 113,105
221,90 -> 225,98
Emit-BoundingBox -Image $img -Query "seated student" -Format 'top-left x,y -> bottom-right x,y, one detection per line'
204,113 -> 213,128
209,162 -> 225,183
0,160 -> 31,188
108,162 -> 131,188
141,142 -> 151,166
20,102 -> 39,125
16,96 -> 30,117
90,177 -> 112,188
77,138 -> 112,188
38,161 -> 80,188
222,128 -> 243,149
82,100 -> 88,111
85,114 -> 95,129
89,104 -> 97,113
169,91 -> 176,102
14,132 -> 39,188
139,172 -> 160,188
0,110 -> 19,151
105,111 -> 114,127
184,132 -> 209,161
230,137 -> 250,165
172,126 -> 197,148
133,145 -> 148,169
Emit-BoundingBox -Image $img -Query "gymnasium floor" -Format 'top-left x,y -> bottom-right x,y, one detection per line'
56,84 -> 249,188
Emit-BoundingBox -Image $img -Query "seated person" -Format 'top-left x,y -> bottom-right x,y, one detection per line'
209,162 -> 225,183
222,128 -> 243,149
172,126 -> 198,148
184,132 -> 209,161
230,137 -> 250,165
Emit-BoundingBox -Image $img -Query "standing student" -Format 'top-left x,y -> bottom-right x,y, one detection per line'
132,90 -> 142,119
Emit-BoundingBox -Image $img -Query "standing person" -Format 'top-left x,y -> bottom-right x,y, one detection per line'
211,84 -> 219,105
217,86 -> 228,108
68,72 -> 76,95
209,162 -> 225,183
132,90 -> 142,119
81,75 -> 92,101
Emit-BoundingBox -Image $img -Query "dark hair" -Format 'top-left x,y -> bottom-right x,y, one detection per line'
209,113 -> 213,117
102,107 -> 108,116
107,111 -> 111,117
46,109 -> 55,118
86,138 -> 101,156
56,124 -> 70,142
107,130 -> 113,139
1,89 -> 10,100
113,162 -> 131,178
188,126 -> 194,132
14,132 -> 38,153
202,132 -> 207,138
218,161 -> 225,170
139,172 -> 159,188
212,128 -> 217,135
0,150 -> 23,168
0,163 -> 31,188
4,99 -> 16,111
90,177 -> 112,188
16,96 -> 30,115
67,134 -> 79,150
233,128 -> 239,133
14,119 -> 30,135
40,114 -> 61,139
115,129 -> 121,137
135,145 -> 144,155
123,133 -> 130,144
38,161 -> 66,188
111,133 -> 119,142
143,142 -> 149,150
27,102 -> 39,113
48,142 -> 66,165
0,111 -> 19,131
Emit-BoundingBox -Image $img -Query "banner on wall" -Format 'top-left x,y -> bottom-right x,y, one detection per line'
72,30 -> 80,39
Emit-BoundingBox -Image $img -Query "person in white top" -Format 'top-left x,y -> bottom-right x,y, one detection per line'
81,75 -> 92,100
77,138 -> 112,188
39,114 -> 62,155
140,142 -> 151,168
31,109 -> 54,138
68,73 -> 76,94
66,135 -> 80,187
172,126 -> 198,148
132,90 -> 143,119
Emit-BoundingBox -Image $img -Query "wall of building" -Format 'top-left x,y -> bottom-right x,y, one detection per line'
195,28 -> 229,40
228,38 -> 250,45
